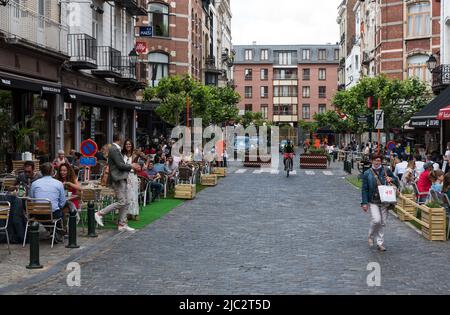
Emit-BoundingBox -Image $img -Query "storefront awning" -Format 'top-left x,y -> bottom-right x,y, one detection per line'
411,85 -> 450,121
0,71 -> 61,94
437,105 -> 450,120
65,88 -> 141,110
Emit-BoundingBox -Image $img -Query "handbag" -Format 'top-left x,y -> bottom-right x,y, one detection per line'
371,167 -> 397,204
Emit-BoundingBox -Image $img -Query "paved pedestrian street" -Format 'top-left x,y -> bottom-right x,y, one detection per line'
5,161 -> 450,295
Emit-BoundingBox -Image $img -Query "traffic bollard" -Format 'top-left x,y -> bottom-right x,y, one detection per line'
66,208 -> 80,248
87,201 -> 98,238
26,222 -> 43,269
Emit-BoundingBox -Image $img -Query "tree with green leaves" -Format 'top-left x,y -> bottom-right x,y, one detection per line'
332,75 -> 432,140
143,75 -> 240,127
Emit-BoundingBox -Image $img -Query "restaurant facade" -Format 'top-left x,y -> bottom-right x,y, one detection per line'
0,0 -> 147,169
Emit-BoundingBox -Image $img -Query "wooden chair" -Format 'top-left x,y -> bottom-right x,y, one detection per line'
23,198 -> 63,248
12,160 -> 40,174
0,201 -> 11,254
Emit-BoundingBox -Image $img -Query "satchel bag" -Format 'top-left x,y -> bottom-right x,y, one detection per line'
100,165 -> 110,187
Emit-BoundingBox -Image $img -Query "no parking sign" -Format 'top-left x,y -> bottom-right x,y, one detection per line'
80,139 -> 98,181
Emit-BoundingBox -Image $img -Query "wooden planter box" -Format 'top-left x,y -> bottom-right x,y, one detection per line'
398,194 -> 416,222
421,206 -> 446,241
212,167 -> 227,177
174,184 -> 196,200
200,174 -> 218,186
299,154 -> 328,169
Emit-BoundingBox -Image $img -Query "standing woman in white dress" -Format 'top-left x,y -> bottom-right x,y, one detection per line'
122,139 -> 140,220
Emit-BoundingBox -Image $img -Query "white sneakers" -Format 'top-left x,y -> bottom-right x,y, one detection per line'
118,224 -> 136,232
94,212 -> 104,227
95,212 -> 135,232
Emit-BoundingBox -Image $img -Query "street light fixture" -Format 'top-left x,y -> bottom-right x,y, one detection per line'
129,47 -> 139,64
426,54 -> 437,73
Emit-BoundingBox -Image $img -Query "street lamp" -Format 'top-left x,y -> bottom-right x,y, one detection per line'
426,54 -> 437,73
129,48 -> 139,64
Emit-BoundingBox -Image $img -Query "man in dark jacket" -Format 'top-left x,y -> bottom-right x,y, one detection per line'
361,154 -> 399,251
95,133 -> 141,232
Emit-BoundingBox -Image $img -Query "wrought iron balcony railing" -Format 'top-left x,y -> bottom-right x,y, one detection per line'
67,33 -> 97,69
273,74 -> 298,80
117,56 -> 137,82
0,0 -> 68,54
432,64 -> 450,94
113,0 -> 147,16
91,46 -> 121,78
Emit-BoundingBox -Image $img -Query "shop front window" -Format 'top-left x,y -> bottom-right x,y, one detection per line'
80,105 -> 107,148
0,90 -> 13,159
30,95 -> 51,157
113,108 -> 122,137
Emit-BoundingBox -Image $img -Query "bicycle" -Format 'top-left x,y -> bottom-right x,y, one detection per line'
284,153 -> 294,177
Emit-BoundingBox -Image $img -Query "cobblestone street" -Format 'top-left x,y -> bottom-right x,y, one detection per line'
4,160 -> 450,294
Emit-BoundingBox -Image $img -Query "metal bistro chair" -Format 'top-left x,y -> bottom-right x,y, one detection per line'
0,201 -> 11,254
23,198 -> 63,248
138,176 -> 151,208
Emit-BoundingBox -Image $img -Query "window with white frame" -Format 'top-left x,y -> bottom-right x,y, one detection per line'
302,104 -> 310,119
407,2 -> 431,37
260,49 -> 268,61
318,49 -> 327,60
302,49 -> 311,60
302,86 -> 310,98
318,68 -> 326,80
245,49 -> 253,61
245,86 -> 253,98
260,69 -> 268,80
149,2 -> 169,37
260,86 -> 268,98
319,104 -> 326,114
261,105 -> 268,119
245,69 -> 253,80
148,52 -> 169,87
277,51 -> 293,65
407,54 -> 431,82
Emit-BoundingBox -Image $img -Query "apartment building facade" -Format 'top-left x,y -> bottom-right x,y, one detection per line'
233,44 -> 339,126
0,0 -> 146,164
337,0 -> 357,90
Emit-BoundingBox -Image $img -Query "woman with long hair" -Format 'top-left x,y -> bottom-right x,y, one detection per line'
122,139 -> 140,220
401,160 -> 417,191
56,163 -> 81,209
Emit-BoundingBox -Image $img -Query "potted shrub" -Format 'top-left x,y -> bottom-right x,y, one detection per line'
398,187 -> 416,221
299,147 -> 329,169
421,200 -> 446,241
12,122 -> 35,160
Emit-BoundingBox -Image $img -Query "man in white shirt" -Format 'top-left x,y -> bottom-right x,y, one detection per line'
394,158 -> 408,180
415,157 -> 425,176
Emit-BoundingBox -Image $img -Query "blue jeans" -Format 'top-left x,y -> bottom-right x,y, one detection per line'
150,182 -> 163,198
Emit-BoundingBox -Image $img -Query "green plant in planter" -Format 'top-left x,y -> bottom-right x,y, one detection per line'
425,199 -> 443,209
401,187 -> 414,195
308,148 -> 327,155
12,120 -> 35,154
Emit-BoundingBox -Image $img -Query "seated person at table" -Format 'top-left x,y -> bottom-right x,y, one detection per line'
15,160 -> 42,193
29,163 -> 66,243
146,161 -> 164,201
56,163 -> 81,209
153,157 -> 169,174
443,173 -> 450,205
53,150 -> 69,168
165,156 -> 178,188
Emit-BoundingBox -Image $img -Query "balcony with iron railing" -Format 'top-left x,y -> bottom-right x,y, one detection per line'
432,64 -> 450,94
273,74 -> 298,80
116,56 -> 137,86
113,0 -> 147,16
0,0 -> 68,55
67,34 -> 97,69
91,46 -> 122,78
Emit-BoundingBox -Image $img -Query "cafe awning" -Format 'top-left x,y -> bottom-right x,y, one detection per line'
437,105 -> 450,120
65,88 -> 141,110
411,85 -> 450,121
0,71 -> 61,94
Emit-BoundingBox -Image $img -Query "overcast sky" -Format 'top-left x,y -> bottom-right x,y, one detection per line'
231,0 -> 342,45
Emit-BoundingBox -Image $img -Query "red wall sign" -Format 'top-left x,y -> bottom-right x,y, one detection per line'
135,42 -> 147,54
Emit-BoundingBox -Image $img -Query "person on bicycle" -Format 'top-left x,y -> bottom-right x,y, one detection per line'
283,140 -> 295,170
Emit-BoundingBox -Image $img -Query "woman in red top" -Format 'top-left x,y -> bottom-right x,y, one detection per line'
416,162 -> 434,202
56,163 -> 81,209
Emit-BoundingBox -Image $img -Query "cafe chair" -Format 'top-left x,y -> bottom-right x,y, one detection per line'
23,198 -> 63,248
0,201 -> 11,254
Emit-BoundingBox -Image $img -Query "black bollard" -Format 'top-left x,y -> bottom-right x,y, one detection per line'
87,201 -> 98,238
26,222 -> 43,269
66,208 -> 80,248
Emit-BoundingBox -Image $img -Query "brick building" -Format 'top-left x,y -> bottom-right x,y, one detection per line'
372,0 -> 440,82
233,44 -> 339,127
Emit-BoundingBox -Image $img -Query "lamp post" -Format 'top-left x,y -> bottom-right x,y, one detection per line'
129,47 -> 139,64
426,54 -> 437,73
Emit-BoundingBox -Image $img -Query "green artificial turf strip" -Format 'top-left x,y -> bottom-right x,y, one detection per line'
100,198 -> 184,230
